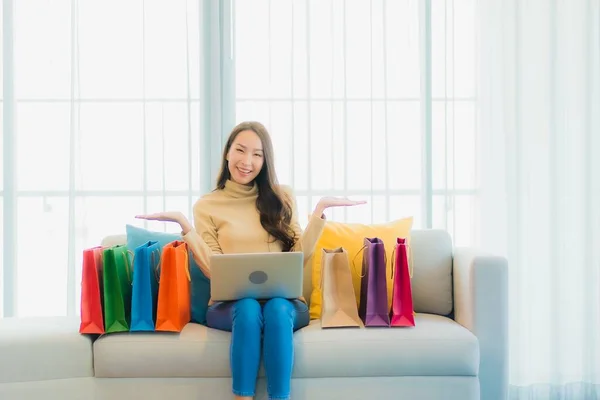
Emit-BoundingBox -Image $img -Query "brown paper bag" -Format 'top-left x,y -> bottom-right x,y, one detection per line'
321,247 -> 364,329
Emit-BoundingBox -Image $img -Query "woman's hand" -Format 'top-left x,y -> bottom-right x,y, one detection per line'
135,211 -> 193,235
313,197 -> 367,217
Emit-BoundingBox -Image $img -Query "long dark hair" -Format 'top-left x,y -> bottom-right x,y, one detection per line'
216,121 -> 296,251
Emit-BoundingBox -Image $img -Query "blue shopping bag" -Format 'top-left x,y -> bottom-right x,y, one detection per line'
126,225 -> 211,326
130,240 -> 161,332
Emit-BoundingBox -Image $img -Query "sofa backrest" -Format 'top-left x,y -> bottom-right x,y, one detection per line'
101,234 -> 126,248
101,228 -> 454,317
408,229 -> 453,316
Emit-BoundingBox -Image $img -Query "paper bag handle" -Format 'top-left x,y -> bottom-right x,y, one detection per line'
390,240 -> 414,279
151,249 -> 162,282
123,251 -> 133,283
175,242 -> 192,282
382,250 -> 387,277
351,244 -> 367,278
184,259 -> 191,282
319,251 -> 326,290
391,247 -> 396,279
407,244 -> 413,277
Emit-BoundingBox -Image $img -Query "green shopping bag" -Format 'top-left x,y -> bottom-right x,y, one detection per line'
103,245 -> 133,333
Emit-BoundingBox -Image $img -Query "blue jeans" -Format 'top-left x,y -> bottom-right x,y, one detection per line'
206,297 -> 310,400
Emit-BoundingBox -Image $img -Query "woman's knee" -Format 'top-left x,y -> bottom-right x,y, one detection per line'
263,298 -> 295,322
232,298 -> 263,327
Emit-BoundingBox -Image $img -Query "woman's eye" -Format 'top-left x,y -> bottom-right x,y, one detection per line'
254,153 -> 262,158
236,148 -> 244,153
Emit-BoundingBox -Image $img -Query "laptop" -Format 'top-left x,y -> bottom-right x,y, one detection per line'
210,252 -> 304,301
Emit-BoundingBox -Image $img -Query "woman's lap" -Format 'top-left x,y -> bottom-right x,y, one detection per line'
206,298 -> 309,332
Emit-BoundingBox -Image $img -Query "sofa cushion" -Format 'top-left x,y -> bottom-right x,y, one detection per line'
93,313 -> 478,379
294,313 -> 478,378
0,317 -> 93,383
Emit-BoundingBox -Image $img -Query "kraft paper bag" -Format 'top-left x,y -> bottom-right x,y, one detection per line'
320,248 -> 363,329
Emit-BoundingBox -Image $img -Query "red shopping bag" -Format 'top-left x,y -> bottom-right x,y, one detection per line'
390,238 -> 415,327
79,246 -> 105,334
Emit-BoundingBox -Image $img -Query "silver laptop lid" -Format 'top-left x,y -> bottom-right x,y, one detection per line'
210,252 -> 304,301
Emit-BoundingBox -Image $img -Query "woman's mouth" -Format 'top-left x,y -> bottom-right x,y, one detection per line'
237,167 -> 252,176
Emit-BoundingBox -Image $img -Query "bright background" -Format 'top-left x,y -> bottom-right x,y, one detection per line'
0,0 -> 479,318
2,1 -> 599,398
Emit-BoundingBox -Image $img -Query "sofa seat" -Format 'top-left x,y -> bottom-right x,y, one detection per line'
93,313 -> 479,379
0,317 -> 93,384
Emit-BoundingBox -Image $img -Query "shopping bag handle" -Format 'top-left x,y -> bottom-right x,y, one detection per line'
407,244 -> 413,277
382,250 -> 387,277
125,248 -> 163,283
391,246 -> 396,279
123,251 -> 133,283
178,244 -> 191,282
319,249 -> 344,290
151,249 -> 162,282
184,257 -> 191,282
351,244 -> 367,278
352,243 -> 386,278
390,240 -> 413,279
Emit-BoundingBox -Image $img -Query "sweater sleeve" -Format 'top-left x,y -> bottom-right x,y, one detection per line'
283,186 -> 326,267
181,199 -> 222,279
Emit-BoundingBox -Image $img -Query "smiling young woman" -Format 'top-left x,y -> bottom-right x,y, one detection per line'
136,121 -> 366,400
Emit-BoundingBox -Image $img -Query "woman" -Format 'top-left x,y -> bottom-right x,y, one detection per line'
136,121 -> 365,400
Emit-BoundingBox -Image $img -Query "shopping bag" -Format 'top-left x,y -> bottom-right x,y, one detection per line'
103,244 -> 133,333
390,238 -> 415,327
79,246 -> 105,334
156,241 -> 191,332
320,248 -> 363,328
354,237 -> 390,327
130,241 -> 161,332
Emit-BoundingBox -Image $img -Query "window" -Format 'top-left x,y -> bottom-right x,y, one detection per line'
3,0 -> 206,317
2,0 -> 479,318
232,0 -> 479,245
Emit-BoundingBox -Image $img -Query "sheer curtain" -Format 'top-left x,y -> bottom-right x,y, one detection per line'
5,1 -> 598,397
2,0 -> 481,314
231,0 -> 479,246
0,0 -> 230,318
478,0 -> 600,398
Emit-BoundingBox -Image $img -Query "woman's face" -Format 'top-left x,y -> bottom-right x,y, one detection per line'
226,129 -> 264,185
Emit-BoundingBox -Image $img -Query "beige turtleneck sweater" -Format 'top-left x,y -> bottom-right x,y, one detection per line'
182,179 -> 326,304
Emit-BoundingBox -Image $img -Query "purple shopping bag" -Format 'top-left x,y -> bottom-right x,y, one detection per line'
355,237 -> 390,327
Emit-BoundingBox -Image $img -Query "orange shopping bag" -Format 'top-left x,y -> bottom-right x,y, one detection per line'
155,241 -> 191,332
79,246 -> 105,334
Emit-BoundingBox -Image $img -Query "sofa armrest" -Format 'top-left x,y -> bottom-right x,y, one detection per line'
453,247 -> 508,400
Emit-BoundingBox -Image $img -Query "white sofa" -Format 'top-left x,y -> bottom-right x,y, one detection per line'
0,229 -> 508,400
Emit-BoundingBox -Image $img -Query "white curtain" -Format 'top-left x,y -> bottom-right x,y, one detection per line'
0,0 -> 230,318
231,0 -> 480,247
478,0 -> 600,398
5,2 -> 599,397
2,0 -> 481,314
